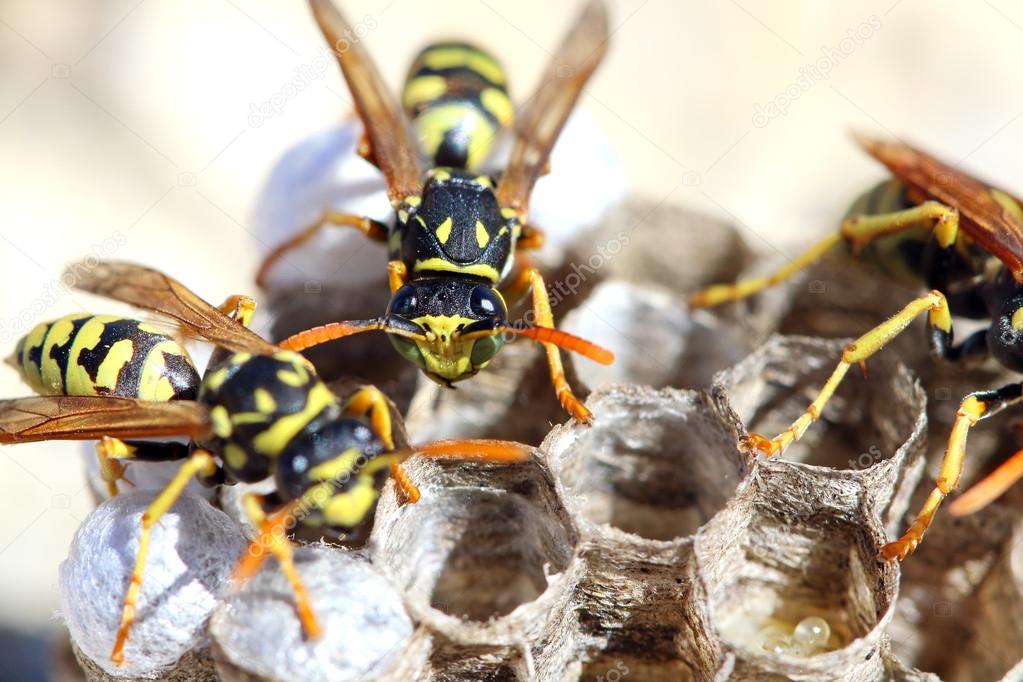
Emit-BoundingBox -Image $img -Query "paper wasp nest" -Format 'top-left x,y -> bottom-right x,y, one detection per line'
59,197 -> 1023,681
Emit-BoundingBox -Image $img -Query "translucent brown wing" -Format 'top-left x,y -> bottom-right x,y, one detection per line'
311,0 -> 422,204
65,260 -> 278,356
496,0 -> 609,214
856,134 -> 1023,283
0,396 -> 211,443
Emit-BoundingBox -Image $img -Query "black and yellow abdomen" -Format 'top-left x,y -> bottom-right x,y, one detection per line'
12,314 -> 198,401
402,41 -> 514,170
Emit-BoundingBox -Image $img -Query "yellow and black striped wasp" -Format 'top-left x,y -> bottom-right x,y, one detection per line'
256,0 -> 614,423
690,135 -> 1023,561
0,260 -> 525,665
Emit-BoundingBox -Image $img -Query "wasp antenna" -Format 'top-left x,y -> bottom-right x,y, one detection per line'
414,439 -> 529,463
278,319 -> 386,351
507,325 -> 614,365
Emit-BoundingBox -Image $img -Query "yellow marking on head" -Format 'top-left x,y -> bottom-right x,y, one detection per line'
419,46 -> 506,85
225,353 -> 250,368
254,388 -> 277,414
500,207 -> 519,220
276,368 -> 308,387
309,447 -> 363,482
210,405 -> 232,438
1012,307 -> 1023,332
992,189 -> 1023,222
475,221 -> 490,248
224,443 -> 247,471
253,382 -> 338,456
480,87 -> 514,126
413,257 -> 500,282
405,195 -> 421,207
435,216 -> 453,244
398,209 -> 409,224
401,74 -> 447,110
323,478 -> 379,528
410,314 -> 480,380
203,365 -> 231,392
230,411 -> 272,426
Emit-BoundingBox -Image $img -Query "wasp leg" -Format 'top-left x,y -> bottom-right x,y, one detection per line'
744,290 -> 952,457
840,200 -> 959,255
97,437 -> 134,497
517,224 -> 546,251
233,494 -> 322,639
255,213 -> 389,288
217,295 -> 257,328
688,201 -> 959,308
881,382 -> 1023,560
343,385 -> 420,504
688,233 -> 842,307
949,445 -> 1023,517
521,267 -> 593,423
110,449 -> 219,665
387,260 -> 408,295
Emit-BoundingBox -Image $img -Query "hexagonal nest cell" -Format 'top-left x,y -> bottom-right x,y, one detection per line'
57,198 -> 1023,681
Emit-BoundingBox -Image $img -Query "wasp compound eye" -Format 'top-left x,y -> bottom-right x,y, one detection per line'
470,334 -> 505,366
389,287 -> 418,317
470,286 -> 504,318
389,335 -> 427,368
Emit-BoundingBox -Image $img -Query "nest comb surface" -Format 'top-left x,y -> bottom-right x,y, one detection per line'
58,199 -> 1023,681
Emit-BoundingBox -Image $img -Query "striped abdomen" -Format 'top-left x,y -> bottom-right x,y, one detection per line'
13,314 -> 199,401
402,42 -> 514,170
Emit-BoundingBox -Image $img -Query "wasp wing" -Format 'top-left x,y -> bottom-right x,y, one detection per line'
65,260 -> 278,356
856,134 -> 1023,283
0,396 -> 211,442
310,0 -> 422,205
496,0 -> 609,215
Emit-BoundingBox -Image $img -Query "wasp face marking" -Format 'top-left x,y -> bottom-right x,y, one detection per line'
384,277 -> 508,383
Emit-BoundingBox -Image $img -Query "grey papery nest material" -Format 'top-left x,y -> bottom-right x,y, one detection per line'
58,199 -> 1023,680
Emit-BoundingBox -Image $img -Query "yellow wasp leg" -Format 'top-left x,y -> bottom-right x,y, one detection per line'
880,395 -> 988,561
689,233 -> 842,307
688,200 -> 959,308
840,200 -> 959,255
111,449 -> 218,665
523,267 -> 593,424
744,290 -> 951,457
387,260 -> 409,295
949,447 -> 1023,517
256,213 -> 389,288
343,385 -> 421,504
216,295 -> 257,328
96,436 -> 136,497
236,494 -> 322,639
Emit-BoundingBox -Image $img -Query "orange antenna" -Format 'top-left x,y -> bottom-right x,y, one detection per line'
412,439 -> 530,463
505,324 -> 614,365
949,448 -> 1023,517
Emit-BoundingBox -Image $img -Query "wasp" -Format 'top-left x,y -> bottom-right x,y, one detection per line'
689,134 -> 1023,561
0,260 -> 525,665
255,0 -> 614,423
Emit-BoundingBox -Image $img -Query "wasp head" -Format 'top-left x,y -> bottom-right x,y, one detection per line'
384,277 -> 508,384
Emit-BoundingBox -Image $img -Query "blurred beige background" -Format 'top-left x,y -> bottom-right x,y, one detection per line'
1,0 -> 1022,673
